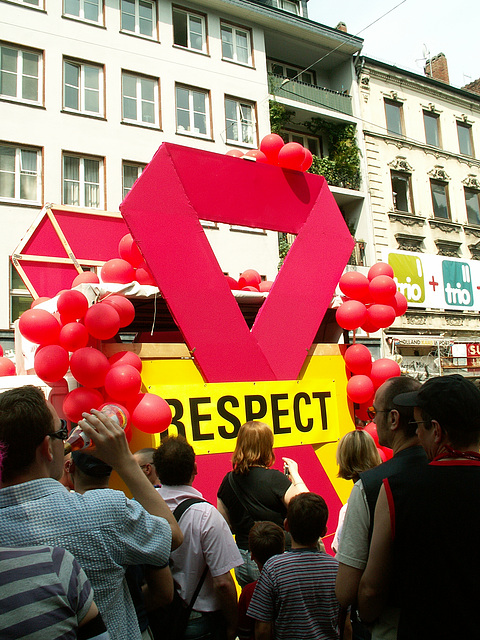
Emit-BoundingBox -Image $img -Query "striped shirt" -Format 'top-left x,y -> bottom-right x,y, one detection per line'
247,548 -> 340,640
0,545 -> 93,639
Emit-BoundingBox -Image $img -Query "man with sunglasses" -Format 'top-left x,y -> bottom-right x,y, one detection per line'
335,375 -> 427,640
358,374 -> 480,640
0,385 -> 183,640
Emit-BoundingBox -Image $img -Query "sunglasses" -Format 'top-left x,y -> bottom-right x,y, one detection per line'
366,407 -> 390,421
48,419 -> 68,441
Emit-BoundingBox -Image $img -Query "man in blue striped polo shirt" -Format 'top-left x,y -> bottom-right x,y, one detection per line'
247,492 -> 340,640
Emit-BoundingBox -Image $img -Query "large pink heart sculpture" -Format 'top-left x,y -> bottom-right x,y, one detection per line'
121,143 -> 354,383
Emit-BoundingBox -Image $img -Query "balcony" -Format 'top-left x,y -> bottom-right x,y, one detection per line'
268,73 -> 353,116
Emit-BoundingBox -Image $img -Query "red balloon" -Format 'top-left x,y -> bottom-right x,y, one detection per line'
19,309 -> 61,345
242,286 -> 259,292
57,290 -> 89,323
367,304 -> 396,329
378,445 -> 393,461
300,148 -> 313,172
59,322 -> 89,352
277,142 -> 306,171
245,149 -> 268,163
104,364 -> 142,402
344,344 -> 372,375
100,259 -> 135,284
34,345 -> 69,383
336,300 -> 368,331
72,272 -> 100,287
392,292 -> 408,317
370,359 -> 401,389
369,276 -> 397,305
347,375 -> 375,404
259,134 -> 284,164
225,276 -> 240,290
70,347 -> 110,388
109,350 -> 142,373
118,233 -> 143,268
0,344 -> 3,356
31,297 -> 50,308
355,400 -> 374,422
63,387 -> 104,424
361,318 -> 380,334
368,262 -> 394,281
135,265 -> 156,286
259,281 -> 273,292
0,357 -> 15,376
130,393 -> 172,434
377,447 -> 387,462
84,303 -> 121,340
238,270 -> 261,290
101,295 -> 135,328
339,272 -> 370,302
364,421 -> 379,445
226,149 -> 244,158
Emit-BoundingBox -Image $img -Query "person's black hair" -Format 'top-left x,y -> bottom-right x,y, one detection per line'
153,436 -> 195,485
286,492 -> 328,547
248,521 -> 285,567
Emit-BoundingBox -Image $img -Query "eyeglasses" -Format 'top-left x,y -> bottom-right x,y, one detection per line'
367,407 -> 390,421
408,420 -> 430,427
48,419 -> 68,441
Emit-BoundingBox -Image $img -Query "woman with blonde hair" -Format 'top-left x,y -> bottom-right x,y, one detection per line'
332,429 -> 381,554
217,421 -> 308,587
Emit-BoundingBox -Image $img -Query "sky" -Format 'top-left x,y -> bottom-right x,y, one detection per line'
307,0 -> 477,90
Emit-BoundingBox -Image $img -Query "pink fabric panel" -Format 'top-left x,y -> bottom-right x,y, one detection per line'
23,218 -> 67,258
21,261 -> 79,297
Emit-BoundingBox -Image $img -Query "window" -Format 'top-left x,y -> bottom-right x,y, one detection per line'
282,131 -> 321,157
0,45 -> 41,103
122,72 -> 159,126
9,0 -> 43,8
384,99 -> 404,136
423,112 -> 440,147
10,264 -> 32,325
173,7 -> 206,52
121,0 -> 155,38
430,180 -> 450,219
175,85 -> 210,138
122,162 -> 145,199
0,144 -> 41,202
64,0 -> 101,22
465,188 -> 480,226
63,154 -> 103,208
268,60 -> 313,85
63,60 -> 103,116
272,0 -> 301,14
225,98 -> 255,146
457,122 -> 474,156
221,23 -> 251,66
391,171 -> 413,213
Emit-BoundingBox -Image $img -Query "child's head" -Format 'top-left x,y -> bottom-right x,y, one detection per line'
286,492 -> 328,547
249,521 -> 285,570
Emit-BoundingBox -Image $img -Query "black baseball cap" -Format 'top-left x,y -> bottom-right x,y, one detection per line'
72,451 -> 112,478
393,374 -> 480,429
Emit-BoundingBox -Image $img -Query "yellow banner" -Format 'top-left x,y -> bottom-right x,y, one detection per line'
142,349 -> 350,456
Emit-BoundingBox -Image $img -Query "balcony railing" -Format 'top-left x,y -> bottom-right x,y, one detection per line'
268,73 -> 353,116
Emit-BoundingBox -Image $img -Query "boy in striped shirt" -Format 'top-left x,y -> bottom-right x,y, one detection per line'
247,493 -> 340,640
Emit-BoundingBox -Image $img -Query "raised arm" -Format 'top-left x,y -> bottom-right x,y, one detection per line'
282,457 -> 309,505
79,409 -> 183,550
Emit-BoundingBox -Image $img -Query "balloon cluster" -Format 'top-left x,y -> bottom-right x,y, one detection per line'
17,234 -> 172,435
337,262 -> 407,453
226,134 -> 313,172
0,343 -> 15,377
226,269 -> 273,293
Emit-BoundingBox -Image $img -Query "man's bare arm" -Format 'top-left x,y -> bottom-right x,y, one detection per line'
358,484 -> 393,623
142,565 -> 174,610
212,571 -> 238,640
336,563 -> 364,608
255,620 -> 273,640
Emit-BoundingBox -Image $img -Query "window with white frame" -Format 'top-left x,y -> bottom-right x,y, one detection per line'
9,0 -> 43,8
64,0 -> 102,23
384,98 -> 404,136
391,170 -> 414,213
282,131 -> 321,157
271,0 -> 301,15
1,45 -> 42,104
225,97 -> 255,146
430,180 -> 450,219
465,188 -> 480,226
122,162 -> 145,199
172,7 -> 206,52
63,154 -> 103,208
63,59 -> 103,116
268,60 -> 313,85
10,263 -> 32,325
221,23 -> 251,66
457,122 -> 474,157
122,72 -> 159,126
121,0 -> 156,38
175,85 -> 210,138
0,144 -> 41,203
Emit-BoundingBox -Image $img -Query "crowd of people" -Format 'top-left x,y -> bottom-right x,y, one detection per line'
0,372 -> 479,640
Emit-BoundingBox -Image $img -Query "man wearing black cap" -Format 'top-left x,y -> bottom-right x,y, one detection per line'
358,374 -> 480,640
